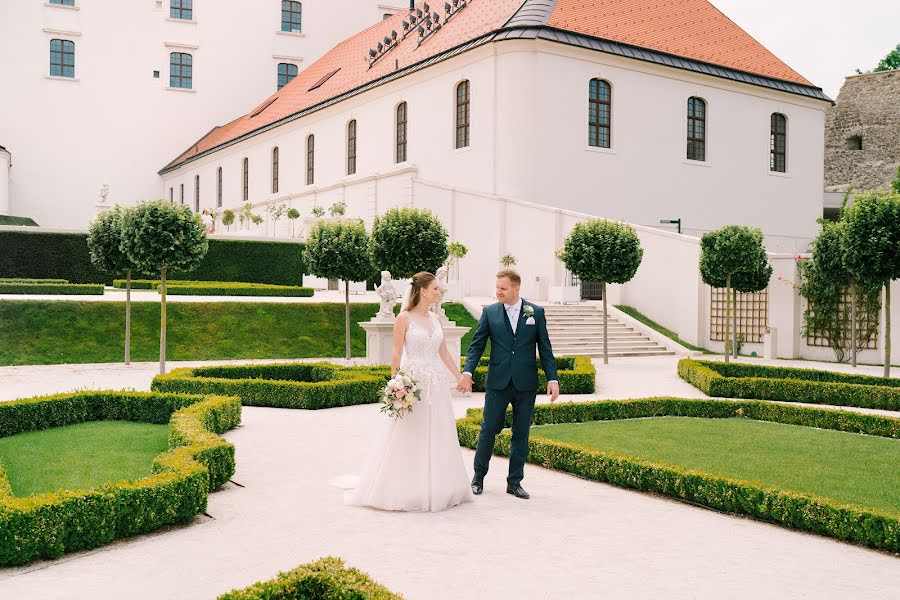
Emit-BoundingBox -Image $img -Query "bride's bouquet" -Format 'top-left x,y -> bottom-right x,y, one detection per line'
380,371 -> 422,420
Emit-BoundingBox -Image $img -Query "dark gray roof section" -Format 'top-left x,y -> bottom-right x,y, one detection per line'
504,0 -> 558,27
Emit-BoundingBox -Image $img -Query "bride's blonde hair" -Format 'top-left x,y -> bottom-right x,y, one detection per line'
405,271 -> 436,312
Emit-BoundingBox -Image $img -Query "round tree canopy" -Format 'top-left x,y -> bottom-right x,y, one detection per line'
369,207 -> 448,278
87,205 -> 134,276
120,200 -> 208,274
841,190 -> 900,285
561,219 -> 643,284
305,219 -> 373,283
699,225 -> 767,288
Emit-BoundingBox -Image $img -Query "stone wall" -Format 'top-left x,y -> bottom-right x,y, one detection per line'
824,69 -> 900,192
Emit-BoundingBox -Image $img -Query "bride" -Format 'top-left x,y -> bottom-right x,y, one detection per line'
333,271 -> 474,512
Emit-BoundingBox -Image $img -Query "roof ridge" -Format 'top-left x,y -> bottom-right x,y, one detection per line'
504,0 -> 558,28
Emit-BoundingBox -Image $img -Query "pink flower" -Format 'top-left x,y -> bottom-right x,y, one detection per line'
394,389 -> 406,399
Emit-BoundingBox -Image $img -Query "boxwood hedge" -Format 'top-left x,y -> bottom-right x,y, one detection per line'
456,397 -> 900,554
0,390 -> 241,565
0,282 -> 105,295
217,556 -> 402,600
679,359 -> 900,411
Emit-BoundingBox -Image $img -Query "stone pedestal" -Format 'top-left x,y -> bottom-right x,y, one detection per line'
359,319 -> 471,366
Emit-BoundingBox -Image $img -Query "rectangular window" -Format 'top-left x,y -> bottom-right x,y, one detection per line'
180,183 -> 184,204
169,187 -> 174,203
347,120 -> 357,176
281,1 -> 302,32
50,39 -> 75,78
170,0 -> 192,20
194,175 -> 200,212
49,0 -> 76,5
169,52 -> 193,89
277,63 -> 298,91
306,135 -> 315,185
216,167 -> 222,207
272,147 -> 279,194
396,102 -> 407,163
242,158 -> 249,202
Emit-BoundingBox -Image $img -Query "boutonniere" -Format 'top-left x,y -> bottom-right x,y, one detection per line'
522,305 -> 534,318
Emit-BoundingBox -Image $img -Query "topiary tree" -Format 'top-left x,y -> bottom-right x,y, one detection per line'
305,220 -> 373,359
121,200 -> 208,374
222,209 -> 235,232
87,206 -> 137,364
699,226 -> 768,363
446,241 -> 468,281
500,253 -> 517,267
251,214 -> 263,230
329,201 -> 347,217
239,203 -> 253,229
369,207 -> 448,278
798,220 -> 882,364
842,190 -> 900,377
729,247 -> 773,358
267,203 -> 287,237
287,208 -> 301,237
561,219 -> 644,364
311,205 -> 326,218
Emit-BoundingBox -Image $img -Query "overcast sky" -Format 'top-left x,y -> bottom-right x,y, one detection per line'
711,0 -> 899,99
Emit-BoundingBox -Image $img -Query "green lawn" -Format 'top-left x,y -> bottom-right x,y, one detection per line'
0,421 -> 169,496
533,416 -> 900,515
614,305 -> 713,354
0,301 -> 383,366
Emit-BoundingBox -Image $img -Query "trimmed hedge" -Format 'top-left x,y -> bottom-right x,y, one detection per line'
113,279 -> 157,289
152,363 -> 386,410
0,390 -> 241,565
468,355 -> 596,394
0,278 -> 68,284
152,357 -> 595,408
218,556 -> 402,600
163,282 -> 315,297
679,359 -> 900,411
0,231 -> 306,286
456,397 -> 900,553
0,282 -> 105,295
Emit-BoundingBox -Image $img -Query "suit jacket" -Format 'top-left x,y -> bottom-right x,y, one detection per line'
463,299 -> 558,392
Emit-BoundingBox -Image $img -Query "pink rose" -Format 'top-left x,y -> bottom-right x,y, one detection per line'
394,389 -> 406,399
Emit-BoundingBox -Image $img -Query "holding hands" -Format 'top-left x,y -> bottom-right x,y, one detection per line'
456,373 -> 473,394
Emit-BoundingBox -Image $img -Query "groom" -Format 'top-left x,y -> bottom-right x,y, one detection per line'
457,269 -> 559,500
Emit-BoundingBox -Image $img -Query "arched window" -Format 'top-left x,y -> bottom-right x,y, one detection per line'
50,39 -> 75,78
455,80 -> 470,149
169,187 -> 174,203
588,79 -> 611,148
306,135 -> 315,185
395,102 -> 408,163
216,167 -> 223,207
272,147 -> 280,193
194,175 -> 200,212
277,63 -> 298,90
242,158 -> 249,202
687,97 -> 706,161
170,0 -> 192,20
170,52 -> 192,89
347,120 -> 357,176
770,113 -> 787,173
180,183 -> 184,204
281,1 -> 302,33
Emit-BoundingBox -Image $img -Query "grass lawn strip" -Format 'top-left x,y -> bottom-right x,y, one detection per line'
0,420 -> 168,497
533,416 -> 900,515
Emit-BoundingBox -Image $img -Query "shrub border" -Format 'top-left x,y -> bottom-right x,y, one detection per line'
0,283 -> 105,295
456,397 -> 900,554
0,390 -> 241,566
217,556 -> 402,600
679,358 -> 900,411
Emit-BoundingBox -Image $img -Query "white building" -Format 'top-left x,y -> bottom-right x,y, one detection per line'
160,0 -> 831,273
0,0 -> 406,227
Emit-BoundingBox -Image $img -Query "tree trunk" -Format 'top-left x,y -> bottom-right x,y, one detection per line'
724,274 -> 731,364
732,287 -> 738,359
851,280 -> 858,368
160,267 -> 167,375
602,282 -> 609,365
125,269 -> 132,365
885,282 -> 892,378
345,280 -> 351,360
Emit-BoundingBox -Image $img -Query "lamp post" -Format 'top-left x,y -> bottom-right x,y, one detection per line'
660,218 -> 682,234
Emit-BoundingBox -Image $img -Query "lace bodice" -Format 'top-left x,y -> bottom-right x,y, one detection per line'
400,311 -> 446,385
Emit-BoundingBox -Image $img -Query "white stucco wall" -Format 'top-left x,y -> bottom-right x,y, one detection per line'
0,0 -> 403,227
0,148 -> 10,216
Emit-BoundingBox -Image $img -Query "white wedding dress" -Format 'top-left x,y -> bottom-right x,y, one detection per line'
332,310 -> 473,512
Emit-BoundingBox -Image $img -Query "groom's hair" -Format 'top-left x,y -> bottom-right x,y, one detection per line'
496,269 -> 521,286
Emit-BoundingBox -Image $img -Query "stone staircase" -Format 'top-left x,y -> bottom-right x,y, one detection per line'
541,304 -> 674,358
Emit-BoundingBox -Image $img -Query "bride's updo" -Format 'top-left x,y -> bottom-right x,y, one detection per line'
405,271 -> 436,312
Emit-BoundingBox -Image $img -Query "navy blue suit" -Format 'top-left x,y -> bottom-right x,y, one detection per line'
463,299 -> 558,485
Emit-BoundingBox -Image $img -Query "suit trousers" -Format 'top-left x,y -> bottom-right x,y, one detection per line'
473,382 -> 536,486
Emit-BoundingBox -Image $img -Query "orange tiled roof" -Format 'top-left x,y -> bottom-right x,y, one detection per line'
547,0 -> 811,86
162,0 -> 818,173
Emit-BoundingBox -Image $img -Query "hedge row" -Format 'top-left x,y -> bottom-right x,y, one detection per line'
113,279 -> 159,289
151,357 -> 595,409
164,282 -> 315,297
0,278 -> 68,284
217,556 -> 402,600
0,390 -> 241,565
679,359 -> 900,411
0,231 -> 306,285
456,397 -> 900,553
0,282 -> 105,295
152,363 -> 386,410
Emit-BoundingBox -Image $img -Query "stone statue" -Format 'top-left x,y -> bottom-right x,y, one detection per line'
374,271 -> 398,321
432,265 -> 449,320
